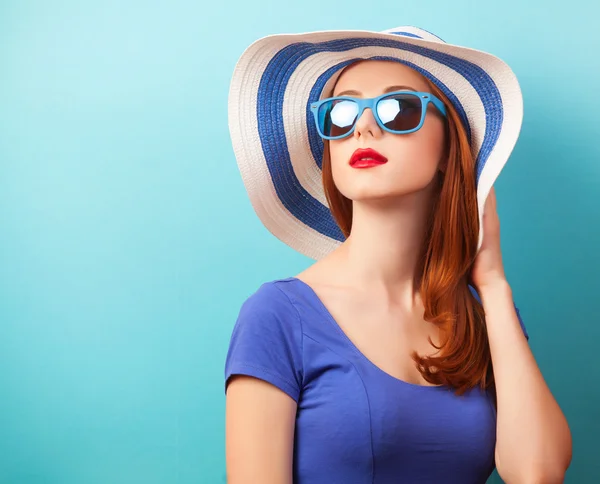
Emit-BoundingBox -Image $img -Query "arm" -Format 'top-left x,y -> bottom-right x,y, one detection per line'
223,282 -> 304,483
480,280 -> 572,483
471,187 -> 572,482
225,375 -> 297,484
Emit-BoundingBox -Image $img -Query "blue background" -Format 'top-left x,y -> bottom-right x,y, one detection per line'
1,1 -> 598,482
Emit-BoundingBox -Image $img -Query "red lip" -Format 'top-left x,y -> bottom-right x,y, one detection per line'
349,148 -> 388,168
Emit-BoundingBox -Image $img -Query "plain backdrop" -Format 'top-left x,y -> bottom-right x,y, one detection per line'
1,0 -> 598,482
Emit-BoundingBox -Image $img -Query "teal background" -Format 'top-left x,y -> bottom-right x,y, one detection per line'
0,0 -> 598,482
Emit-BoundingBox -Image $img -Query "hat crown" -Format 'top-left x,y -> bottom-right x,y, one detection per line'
382,26 -> 446,44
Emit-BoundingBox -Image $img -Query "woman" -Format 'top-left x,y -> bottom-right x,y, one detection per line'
224,26 -> 572,483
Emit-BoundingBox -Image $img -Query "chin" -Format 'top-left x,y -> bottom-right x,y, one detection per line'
340,175 -> 425,197
341,186 -> 413,203
333,162 -> 440,199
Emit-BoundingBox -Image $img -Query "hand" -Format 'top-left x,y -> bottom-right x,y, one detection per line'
471,186 -> 508,291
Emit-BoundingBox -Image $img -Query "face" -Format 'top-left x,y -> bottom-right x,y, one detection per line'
327,60 -> 447,203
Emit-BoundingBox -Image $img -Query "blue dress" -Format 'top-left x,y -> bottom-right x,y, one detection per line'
224,277 -> 529,484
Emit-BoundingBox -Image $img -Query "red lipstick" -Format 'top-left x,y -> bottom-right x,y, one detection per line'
349,148 -> 388,168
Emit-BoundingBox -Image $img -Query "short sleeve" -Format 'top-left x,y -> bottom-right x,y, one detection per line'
468,285 -> 529,341
224,281 -> 304,402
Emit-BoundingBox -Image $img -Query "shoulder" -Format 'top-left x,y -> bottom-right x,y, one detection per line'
233,278 -> 304,342
238,278 -> 300,319
226,279 -> 305,401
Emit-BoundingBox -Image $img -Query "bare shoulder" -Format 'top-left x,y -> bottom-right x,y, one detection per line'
294,251 -> 347,290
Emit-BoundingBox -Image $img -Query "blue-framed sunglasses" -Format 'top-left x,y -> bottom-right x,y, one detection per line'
310,90 -> 447,140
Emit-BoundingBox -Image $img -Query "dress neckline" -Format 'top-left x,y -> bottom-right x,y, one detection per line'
286,276 -> 450,391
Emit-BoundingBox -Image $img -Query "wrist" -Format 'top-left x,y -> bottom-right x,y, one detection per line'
477,278 -> 512,301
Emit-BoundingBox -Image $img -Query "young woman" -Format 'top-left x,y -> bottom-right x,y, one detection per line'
224,26 -> 572,484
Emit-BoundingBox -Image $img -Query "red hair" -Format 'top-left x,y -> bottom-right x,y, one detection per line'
321,78 -> 494,397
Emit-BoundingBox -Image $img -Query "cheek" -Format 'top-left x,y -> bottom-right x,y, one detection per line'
329,144 -> 358,195
392,120 -> 446,184
408,123 -> 446,174
411,111 -> 446,153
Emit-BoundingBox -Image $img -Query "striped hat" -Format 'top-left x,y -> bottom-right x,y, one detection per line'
228,26 -> 523,260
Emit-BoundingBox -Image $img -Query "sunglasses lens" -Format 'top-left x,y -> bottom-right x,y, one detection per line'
377,94 -> 422,132
318,99 -> 359,138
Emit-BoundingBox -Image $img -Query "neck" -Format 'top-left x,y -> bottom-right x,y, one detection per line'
333,186 -> 436,306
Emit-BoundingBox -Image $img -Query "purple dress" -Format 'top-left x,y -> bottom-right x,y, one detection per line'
225,277 -> 528,483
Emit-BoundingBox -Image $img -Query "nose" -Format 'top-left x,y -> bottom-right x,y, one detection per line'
353,107 -> 383,140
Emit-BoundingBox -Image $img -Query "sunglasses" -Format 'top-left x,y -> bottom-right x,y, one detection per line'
310,90 -> 447,140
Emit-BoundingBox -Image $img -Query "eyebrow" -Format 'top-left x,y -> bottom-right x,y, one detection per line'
334,85 -> 417,97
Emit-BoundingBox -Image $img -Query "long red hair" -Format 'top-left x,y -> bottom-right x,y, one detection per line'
321,76 -> 494,397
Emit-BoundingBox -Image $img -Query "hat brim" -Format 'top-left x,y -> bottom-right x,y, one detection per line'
228,27 -> 523,260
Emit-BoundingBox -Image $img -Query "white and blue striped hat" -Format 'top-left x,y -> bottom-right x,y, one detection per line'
228,26 -> 523,260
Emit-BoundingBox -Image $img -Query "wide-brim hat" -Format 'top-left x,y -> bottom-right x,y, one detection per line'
228,26 -> 523,260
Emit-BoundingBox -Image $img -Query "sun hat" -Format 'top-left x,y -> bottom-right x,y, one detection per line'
227,25 -> 523,261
